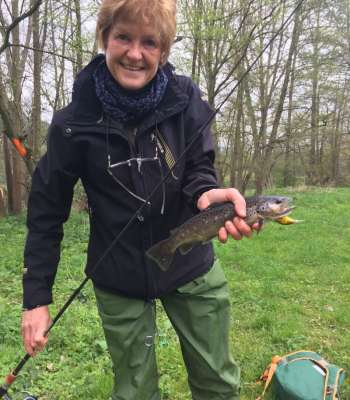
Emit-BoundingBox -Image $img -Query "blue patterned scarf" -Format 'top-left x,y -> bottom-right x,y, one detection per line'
93,59 -> 168,124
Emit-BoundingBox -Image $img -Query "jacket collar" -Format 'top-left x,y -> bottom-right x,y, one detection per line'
69,54 -> 189,133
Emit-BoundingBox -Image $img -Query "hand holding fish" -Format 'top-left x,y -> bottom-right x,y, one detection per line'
197,188 -> 259,242
147,194 -> 297,271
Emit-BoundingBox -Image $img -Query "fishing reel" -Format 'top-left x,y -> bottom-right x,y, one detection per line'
22,394 -> 37,400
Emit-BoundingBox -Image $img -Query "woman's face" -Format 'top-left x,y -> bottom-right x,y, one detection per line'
105,20 -> 163,91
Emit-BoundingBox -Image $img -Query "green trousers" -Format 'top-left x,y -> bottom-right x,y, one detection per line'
94,261 -> 240,400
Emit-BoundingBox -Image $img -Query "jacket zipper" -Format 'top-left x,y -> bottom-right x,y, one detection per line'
128,127 -> 153,300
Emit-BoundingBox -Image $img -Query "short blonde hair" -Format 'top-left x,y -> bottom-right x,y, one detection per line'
96,0 -> 176,64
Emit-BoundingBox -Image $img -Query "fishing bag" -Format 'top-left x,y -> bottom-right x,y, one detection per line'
257,350 -> 346,400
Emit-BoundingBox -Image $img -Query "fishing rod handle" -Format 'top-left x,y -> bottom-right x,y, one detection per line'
0,390 -> 12,400
0,380 -> 13,399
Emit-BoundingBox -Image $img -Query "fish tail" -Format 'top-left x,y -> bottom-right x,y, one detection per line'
146,239 -> 175,271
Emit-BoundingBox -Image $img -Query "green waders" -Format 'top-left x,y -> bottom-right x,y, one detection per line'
94,260 -> 240,400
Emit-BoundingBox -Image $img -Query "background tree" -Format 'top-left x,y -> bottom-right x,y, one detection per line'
1,0 -> 350,217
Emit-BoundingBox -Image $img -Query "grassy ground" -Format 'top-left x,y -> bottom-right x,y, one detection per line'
0,187 -> 349,399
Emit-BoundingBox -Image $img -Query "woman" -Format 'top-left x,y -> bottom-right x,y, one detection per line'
22,1 -> 255,399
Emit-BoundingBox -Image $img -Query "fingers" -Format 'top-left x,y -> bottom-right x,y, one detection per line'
218,217 -> 253,243
197,191 -> 211,210
23,325 -> 48,357
252,222 -> 262,232
218,226 -> 228,243
22,320 -> 34,355
32,332 -> 48,354
226,189 -> 246,218
197,188 -> 247,217
197,188 -> 255,242
21,306 -> 50,357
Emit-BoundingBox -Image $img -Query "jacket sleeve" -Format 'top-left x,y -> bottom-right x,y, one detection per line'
23,115 -> 81,310
181,80 -> 219,208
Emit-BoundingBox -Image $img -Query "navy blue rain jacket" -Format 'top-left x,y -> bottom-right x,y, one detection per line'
23,55 -> 219,309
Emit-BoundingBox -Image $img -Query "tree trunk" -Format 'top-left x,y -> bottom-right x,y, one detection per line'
330,93 -> 344,185
0,187 -> 6,218
308,7 -> 320,185
73,0 -> 83,75
256,5 -> 301,193
31,0 -> 42,163
230,76 -> 244,190
283,48 -> 297,186
8,0 -> 23,213
11,130 -> 24,214
3,132 -> 14,214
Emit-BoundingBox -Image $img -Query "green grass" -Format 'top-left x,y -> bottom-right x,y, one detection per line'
0,187 -> 349,399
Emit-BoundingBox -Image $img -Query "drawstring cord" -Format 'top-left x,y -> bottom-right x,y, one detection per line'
106,114 -> 167,215
106,116 -> 151,205
155,115 -> 166,215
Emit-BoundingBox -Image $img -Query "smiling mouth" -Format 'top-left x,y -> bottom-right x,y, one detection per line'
120,63 -> 144,72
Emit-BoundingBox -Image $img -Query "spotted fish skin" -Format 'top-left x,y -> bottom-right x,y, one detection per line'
147,196 -> 293,271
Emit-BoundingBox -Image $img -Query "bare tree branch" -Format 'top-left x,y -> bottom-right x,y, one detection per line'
0,0 -> 42,54
5,42 -> 76,63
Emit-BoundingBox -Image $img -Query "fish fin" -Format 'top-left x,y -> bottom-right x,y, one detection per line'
179,243 -> 193,255
146,239 -> 174,272
275,216 -> 303,225
256,219 -> 265,234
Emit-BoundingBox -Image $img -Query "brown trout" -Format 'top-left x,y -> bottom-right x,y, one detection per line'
147,196 -> 297,271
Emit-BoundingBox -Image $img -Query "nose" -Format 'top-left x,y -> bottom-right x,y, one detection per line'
126,41 -> 143,62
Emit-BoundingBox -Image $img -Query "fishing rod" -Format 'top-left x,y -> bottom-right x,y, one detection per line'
0,0 -> 305,398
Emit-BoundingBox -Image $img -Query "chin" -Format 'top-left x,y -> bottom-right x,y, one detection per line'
116,71 -> 143,88
120,81 -> 145,90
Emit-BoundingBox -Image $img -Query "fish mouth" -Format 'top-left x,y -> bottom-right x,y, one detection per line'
268,205 -> 295,220
256,197 -> 295,220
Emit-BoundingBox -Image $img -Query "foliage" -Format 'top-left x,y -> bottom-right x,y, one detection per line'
1,1 -> 350,215
0,188 -> 349,399
175,0 -> 350,191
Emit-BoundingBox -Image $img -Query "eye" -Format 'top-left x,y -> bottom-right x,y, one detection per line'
115,34 -> 130,42
260,204 -> 267,211
143,38 -> 158,49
